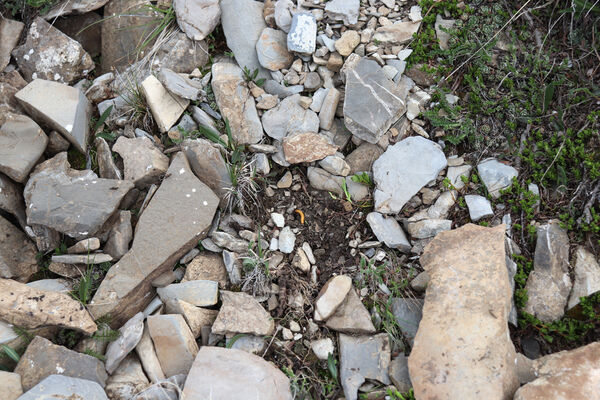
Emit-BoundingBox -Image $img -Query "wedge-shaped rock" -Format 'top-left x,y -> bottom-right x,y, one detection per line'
135,325 -> 165,383
0,173 -> 27,228
105,312 -> 145,374
344,58 -> 405,144
211,62 -> 263,144
148,314 -> 199,377
314,275 -> 352,321
366,212 -> 411,251
105,354 -> 149,400
15,79 -> 91,152
0,114 -> 47,183
373,21 -> 421,45
212,291 -> 274,336
325,287 -> 376,334
113,136 -> 169,188
174,0 -> 221,41
0,18 -> 24,71
0,216 -> 38,282
44,0 -> 110,18
24,152 -> 133,240
262,94 -> 319,141
568,246 -> 600,310
182,346 -> 293,399
408,224 -> 519,400
15,336 -> 107,391
165,298 -> 219,338
0,278 -> 96,334
140,75 -> 189,133
18,374 -> 108,400
0,71 -> 27,127
89,152 -> 219,326
0,370 -> 22,400
156,280 -> 219,307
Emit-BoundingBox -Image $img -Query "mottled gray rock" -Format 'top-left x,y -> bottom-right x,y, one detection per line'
15,79 -> 90,152
278,226 -> 296,253
183,253 -> 229,287
12,17 -> 93,84
373,137 -> 447,214
389,355 -> 412,393
17,375 -> 108,400
446,164 -> 471,189
165,298 -> 218,338
0,173 -> 26,228
212,291 -> 275,336
135,325 -> 165,383
190,105 -> 219,134
263,79 -> 304,98
425,190 -> 457,219
435,15 -> 456,50
325,0 -> 359,25
287,13 -> 317,54
0,115 -> 47,183
104,210 -> 132,260
274,0 -> 294,32
211,231 -> 249,252
174,0 -> 221,41
182,347 -> 293,399
220,0 -> 269,78
477,158 -> 518,198
465,194 -> 494,221
344,58 -> 406,144
222,250 -> 242,285
15,336 -> 107,391
212,62 -> 263,144
256,28 -> 293,71
44,0 -> 110,19
113,136 -> 169,188
0,215 -> 38,282
148,314 -> 199,376
23,153 -> 133,240
339,333 -> 391,400
366,212 -> 411,251
325,288 -> 376,334
225,334 -> 265,354
0,18 -> 24,71
0,71 -> 27,127
157,67 -> 203,100
390,298 -> 423,345
105,313 -> 145,374
524,221 -> 572,322
89,153 -> 219,326
156,280 -> 219,307
262,94 -> 320,141
568,247 -> 600,310
311,338 -> 334,360
346,143 -> 384,174
319,154 -> 350,176
105,354 -> 149,400
27,278 -> 72,293
407,219 -> 452,239
307,166 -> 345,196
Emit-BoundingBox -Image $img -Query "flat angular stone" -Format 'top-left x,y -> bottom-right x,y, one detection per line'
346,143 -> 384,174
407,218 -> 452,239
0,18 -> 24,71
113,136 -> 169,188
389,355 -> 412,394
182,253 -> 228,288
0,278 -> 96,334
24,152 -> 133,240
373,136 -> 447,214
283,132 -> 337,163
140,75 -> 189,133
105,312 -> 145,374
15,336 -> 107,391
447,164 -> 472,189
211,62 -> 263,144
18,374 -> 108,400
339,333 -> 391,400
26,278 -> 72,293
157,280 -> 219,307
0,71 -> 27,127
366,212 -> 411,251
148,314 -> 199,376
165,298 -> 218,338
15,79 -> 91,152
158,67 -> 203,100
0,173 -> 27,228
0,370 -> 22,400
408,224 -> 519,399
568,246 -> 600,309
0,215 -> 38,282
374,21 -> 421,45
95,137 -> 121,179
67,238 -> 101,254
344,58 -> 406,144
182,138 -> 232,204
44,0 -> 110,19
135,325 -> 165,383
325,288 -> 376,334
256,28 -> 293,71
12,17 -> 94,84
182,346 -> 293,399
314,275 -> 352,321
262,94 -> 319,141
105,354 -> 149,400
287,13 -> 317,54
212,291 -> 275,336
477,158 -> 518,198
465,194 -> 494,221
104,210 -> 132,260
0,115 -> 47,183
89,153 -> 219,326
174,0 -> 221,41
390,298 -> 423,345
325,0 -> 359,25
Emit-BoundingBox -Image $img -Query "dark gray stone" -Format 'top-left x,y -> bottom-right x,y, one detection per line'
390,298 -> 423,346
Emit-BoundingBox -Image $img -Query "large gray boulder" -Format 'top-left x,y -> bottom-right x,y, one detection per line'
18,375 -> 108,400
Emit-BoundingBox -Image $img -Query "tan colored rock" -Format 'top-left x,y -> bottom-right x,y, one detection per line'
67,238 -> 100,254
568,246 -> 600,310
105,354 -> 149,400
140,75 -> 188,132
314,275 -> 352,321
0,278 -> 96,334
0,18 -> 24,71
408,224 -> 519,400
325,287 -> 376,334
0,370 -> 23,400
182,252 -> 229,287
0,215 -> 39,282
0,114 -> 48,183
165,298 -> 218,338
147,314 -> 199,377
335,30 -> 360,56
374,21 -> 421,45
283,132 -> 337,163
0,71 -> 27,127
112,136 -> 169,188
292,248 -> 311,273
212,291 -> 275,336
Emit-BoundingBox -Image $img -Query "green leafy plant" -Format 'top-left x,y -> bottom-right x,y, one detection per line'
351,172 -> 373,186
1,345 -> 20,363
84,349 -> 107,361
242,66 -> 266,87
241,231 -> 271,296
386,388 -> 416,400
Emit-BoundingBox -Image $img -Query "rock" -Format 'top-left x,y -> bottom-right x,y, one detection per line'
0,18 -> 24,71
287,13 -> 317,54
157,68 -> 203,101
273,0 -> 293,32
277,171 -> 293,188
465,194 -> 494,221
390,298 -> 423,345
12,17 -> 93,84
226,334 -> 266,354
319,87 -> 340,131
67,238 -> 101,254
271,212 -> 285,228
426,190 -> 456,219
165,298 -> 218,338
211,231 -> 249,252
477,158 -> 518,198
303,72 -> 321,92
182,346 -> 292,399
104,210 -> 132,260
344,58 -> 406,144
148,314 -> 199,376
182,138 -> 232,204
183,253 -> 228,288
568,246 -> 600,309
156,280 -> 219,307
0,215 -> 38,282
222,250 -> 243,285
366,212 -> 411,251
135,325 -> 165,383
23,153 -> 133,240
26,278 -> 72,293
339,333 -> 391,400
346,143 -> 384,174
94,137 -> 121,179
447,164 -> 472,189
15,336 -> 107,391
0,370 -> 22,400
256,28 -> 293,71
524,221 -> 572,322
326,287 -> 376,334
0,278 -> 96,334
374,21 -> 421,45
211,62 -> 263,144
514,342 -> 600,400
174,0 -> 220,41
408,224 -> 519,399
0,173 -> 27,228
311,338 -> 334,360
105,354 -> 149,400
140,75 -> 189,133
411,271 -> 430,291
389,355 -> 412,394
53,12 -> 103,59
46,130 -> 71,155
0,72 -> 27,127
44,0 -> 110,19
408,220 -> 452,240
212,291 -> 275,336
283,132 -> 337,163
435,15 -> 456,50
278,226 -> 296,253
89,153 -> 219,327
220,0 -> 268,77
292,248 -> 311,273
314,275 -> 352,321
373,137 -> 447,214
319,154 -> 350,176
262,94 -> 319,141
335,30 -> 360,56
17,375 -> 108,400
325,0 -> 360,25
105,313 -> 145,374
15,79 -> 90,152
307,166 -> 345,195
113,136 -> 168,188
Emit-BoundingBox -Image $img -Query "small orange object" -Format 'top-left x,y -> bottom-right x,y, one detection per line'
294,209 -> 305,224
